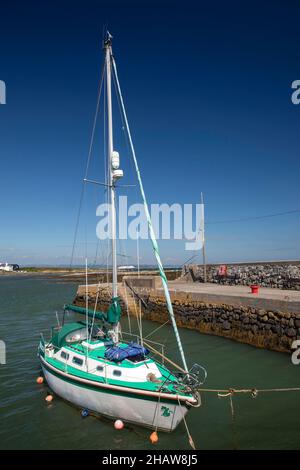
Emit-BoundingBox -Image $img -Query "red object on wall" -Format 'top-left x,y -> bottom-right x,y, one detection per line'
250,285 -> 259,294
218,265 -> 227,276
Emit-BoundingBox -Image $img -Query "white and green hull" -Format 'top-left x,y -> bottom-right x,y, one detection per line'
41,358 -> 190,432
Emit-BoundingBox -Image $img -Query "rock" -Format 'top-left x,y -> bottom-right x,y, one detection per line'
181,262 -> 300,290
271,324 -> 281,334
222,320 -> 231,330
286,328 -> 297,338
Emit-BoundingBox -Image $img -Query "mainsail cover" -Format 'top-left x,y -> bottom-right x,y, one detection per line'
64,297 -> 121,325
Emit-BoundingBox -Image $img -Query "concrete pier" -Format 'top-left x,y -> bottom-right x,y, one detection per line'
166,281 -> 300,313
73,277 -> 300,354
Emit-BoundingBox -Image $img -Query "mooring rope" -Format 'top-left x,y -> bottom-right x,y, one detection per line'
177,396 -> 196,450
198,387 -> 300,395
199,386 -> 300,450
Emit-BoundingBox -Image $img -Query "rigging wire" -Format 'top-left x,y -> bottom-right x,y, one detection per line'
112,66 -> 142,212
206,208 -> 300,225
69,57 -> 106,269
111,52 -> 189,372
122,282 -> 132,334
85,257 -> 89,365
144,320 -> 170,340
111,64 -> 147,341
110,105 -> 145,344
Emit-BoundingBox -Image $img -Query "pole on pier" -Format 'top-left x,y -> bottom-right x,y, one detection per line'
201,192 -> 207,283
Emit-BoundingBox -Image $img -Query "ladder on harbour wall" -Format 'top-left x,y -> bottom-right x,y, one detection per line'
76,281 -> 146,315
118,282 -> 140,317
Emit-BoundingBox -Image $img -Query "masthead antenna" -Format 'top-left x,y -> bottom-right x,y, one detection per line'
104,30 -> 113,47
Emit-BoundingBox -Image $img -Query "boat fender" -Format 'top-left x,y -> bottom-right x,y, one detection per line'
81,409 -> 89,418
36,376 -> 44,384
150,431 -> 159,444
114,419 -> 124,430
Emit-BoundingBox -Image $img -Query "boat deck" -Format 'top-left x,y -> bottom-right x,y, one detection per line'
43,336 -> 191,396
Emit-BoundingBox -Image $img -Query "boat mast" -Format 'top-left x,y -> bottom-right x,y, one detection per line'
104,32 -> 121,341
105,33 -> 117,298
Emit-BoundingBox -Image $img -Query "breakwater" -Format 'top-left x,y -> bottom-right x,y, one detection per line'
182,261 -> 300,290
73,278 -> 300,354
137,292 -> 300,354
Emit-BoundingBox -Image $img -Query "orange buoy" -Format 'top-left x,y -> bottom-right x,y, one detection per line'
36,376 -> 44,384
150,431 -> 159,444
45,394 -> 53,403
114,419 -> 124,430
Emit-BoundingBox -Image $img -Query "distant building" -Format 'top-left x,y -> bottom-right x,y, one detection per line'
0,263 -> 20,272
118,265 -> 135,271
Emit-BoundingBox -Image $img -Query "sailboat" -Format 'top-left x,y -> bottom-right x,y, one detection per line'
38,32 -> 204,432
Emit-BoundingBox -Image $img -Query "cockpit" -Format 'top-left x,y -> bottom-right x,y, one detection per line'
65,325 -> 106,344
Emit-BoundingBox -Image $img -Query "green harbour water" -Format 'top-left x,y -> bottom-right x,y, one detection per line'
0,275 -> 300,450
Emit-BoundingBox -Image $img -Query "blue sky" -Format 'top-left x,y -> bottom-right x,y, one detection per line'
0,0 -> 299,266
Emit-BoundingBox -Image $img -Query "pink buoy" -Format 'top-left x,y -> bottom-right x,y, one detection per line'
114,419 -> 124,430
36,376 -> 44,384
45,394 -> 53,403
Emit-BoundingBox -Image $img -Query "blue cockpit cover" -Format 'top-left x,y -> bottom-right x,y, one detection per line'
105,342 -> 150,362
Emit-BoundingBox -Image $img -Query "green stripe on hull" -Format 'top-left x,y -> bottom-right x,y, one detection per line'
45,348 -> 188,395
41,358 -> 190,407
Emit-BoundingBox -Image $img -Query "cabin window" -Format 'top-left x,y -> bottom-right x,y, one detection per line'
72,356 -> 83,366
97,365 -> 104,372
61,351 -> 69,360
113,370 -> 122,377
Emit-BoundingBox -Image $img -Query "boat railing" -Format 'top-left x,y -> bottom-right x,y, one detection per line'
40,327 -> 168,368
39,326 -> 61,345
120,330 -> 166,365
120,330 -> 163,347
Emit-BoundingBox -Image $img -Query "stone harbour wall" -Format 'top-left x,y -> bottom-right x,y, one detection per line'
138,292 -> 300,353
182,262 -> 300,290
73,284 -> 300,354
